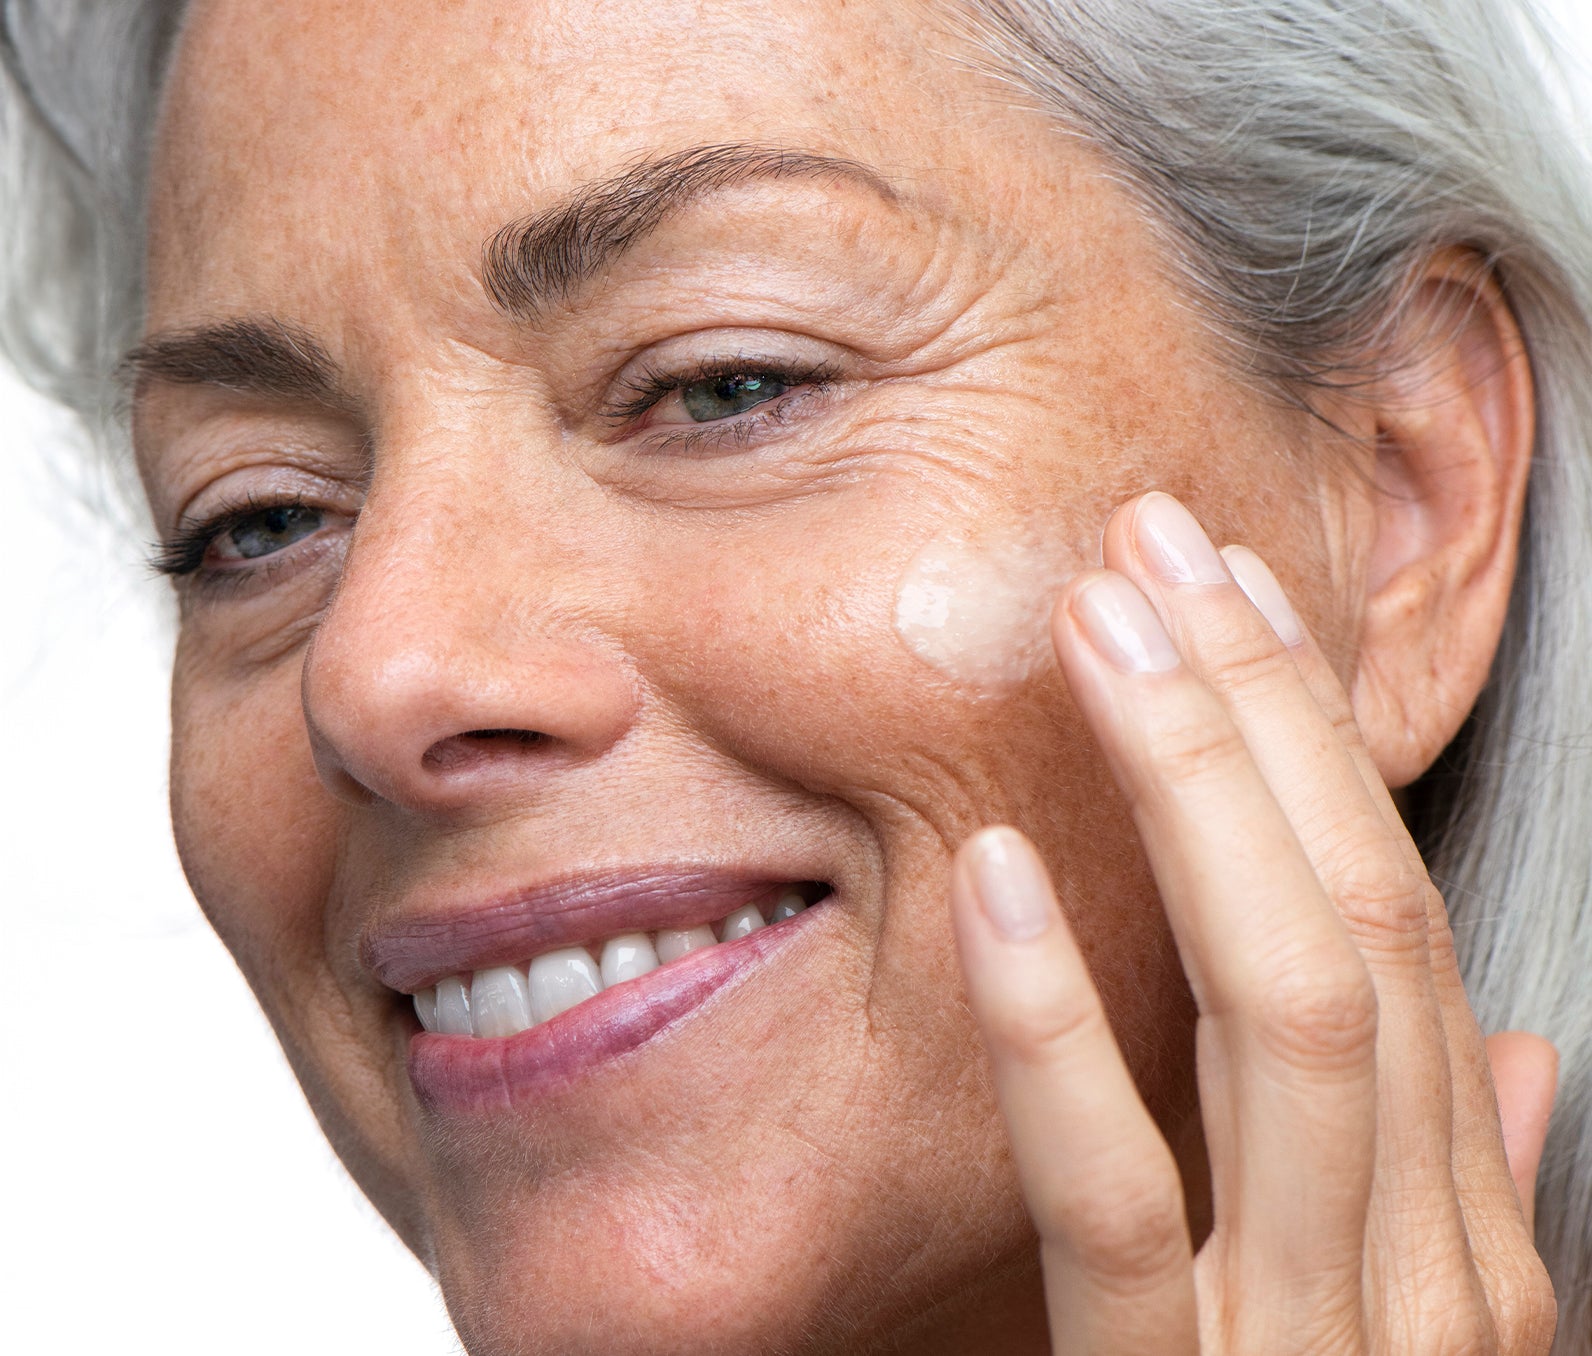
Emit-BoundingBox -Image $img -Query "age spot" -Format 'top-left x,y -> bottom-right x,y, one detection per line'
893,529 -> 1077,690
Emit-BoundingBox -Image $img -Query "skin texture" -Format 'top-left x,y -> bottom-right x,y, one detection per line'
132,1 -> 1553,1351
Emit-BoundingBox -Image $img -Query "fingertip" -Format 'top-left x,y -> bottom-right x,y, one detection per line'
1065,571 -> 1181,675
1487,1030 -> 1560,1232
956,825 -> 1058,944
1098,495 -> 1140,576
1048,567 -> 1109,669
1487,1030 -> 1560,1119
1220,544 -> 1304,647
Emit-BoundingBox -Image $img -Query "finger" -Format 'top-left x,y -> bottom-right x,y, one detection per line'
1485,1032 -> 1559,1238
1099,496 -> 1477,1340
950,826 -> 1199,1355
1218,539 -> 1544,1324
1051,567 -> 1377,1352
1102,508 -> 1438,985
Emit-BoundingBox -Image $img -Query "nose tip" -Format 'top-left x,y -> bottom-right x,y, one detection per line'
302,621 -> 639,816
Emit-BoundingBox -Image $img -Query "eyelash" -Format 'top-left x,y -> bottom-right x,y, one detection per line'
150,492 -> 325,586
601,355 -> 839,452
150,358 -> 833,585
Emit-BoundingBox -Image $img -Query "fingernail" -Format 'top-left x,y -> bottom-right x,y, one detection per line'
967,828 -> 1055,942
1072,573 -> 1180,673
1136,492 -> 1228,585
1222,545 -> 1303,646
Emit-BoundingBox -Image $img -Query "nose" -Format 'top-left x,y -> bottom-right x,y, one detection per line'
301,478 -> 639,817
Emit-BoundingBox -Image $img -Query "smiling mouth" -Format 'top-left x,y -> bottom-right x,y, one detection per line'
406,883 -> 827,1040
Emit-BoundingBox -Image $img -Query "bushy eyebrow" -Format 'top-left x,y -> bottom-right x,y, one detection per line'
479,142 -> 900,319
122,317 -> 344,406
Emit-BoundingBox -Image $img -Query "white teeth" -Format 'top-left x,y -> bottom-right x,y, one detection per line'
435,975 -> 473,1036
414,891 -> 822,1038
600,933 -> 660,988
718,904 -> 765,940
470,965 -> 534,1038
770,891 -> 807,922
529,947 -> 603,1023
655,924 -> 718,963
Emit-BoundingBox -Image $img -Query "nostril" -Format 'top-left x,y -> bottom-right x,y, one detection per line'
460,729 -> 545,744
422,728 -> 546,773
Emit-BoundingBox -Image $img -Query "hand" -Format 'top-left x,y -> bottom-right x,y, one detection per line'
949,491 -> 1559,1354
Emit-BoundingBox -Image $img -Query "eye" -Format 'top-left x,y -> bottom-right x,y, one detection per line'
151,495 -> 344,581
602,354 -> 839,449
675,372 -> 790,423
211,504 -> 326,562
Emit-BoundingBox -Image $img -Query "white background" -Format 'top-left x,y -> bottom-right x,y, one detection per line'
4,8 -> 1591,1352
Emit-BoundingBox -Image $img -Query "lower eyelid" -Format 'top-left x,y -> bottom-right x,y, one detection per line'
606,353 -> 841,424
633,383 -> 833,453
185,517 -> 351,596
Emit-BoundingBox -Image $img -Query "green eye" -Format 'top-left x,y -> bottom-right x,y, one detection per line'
680,373 -> 790,423
222,504 -> 325,560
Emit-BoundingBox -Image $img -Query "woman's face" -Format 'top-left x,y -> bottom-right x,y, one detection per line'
138,1 -> 1344,1350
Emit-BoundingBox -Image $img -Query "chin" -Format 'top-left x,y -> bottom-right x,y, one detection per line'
430,1184 -> 871,1356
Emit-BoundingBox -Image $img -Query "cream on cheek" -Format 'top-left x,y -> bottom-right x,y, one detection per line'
894,524 -> 1084,689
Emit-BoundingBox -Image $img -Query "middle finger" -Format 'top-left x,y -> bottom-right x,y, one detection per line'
1102,493 -> 1488,1345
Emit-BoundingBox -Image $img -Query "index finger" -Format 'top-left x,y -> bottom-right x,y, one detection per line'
950,825 -> 1200,1356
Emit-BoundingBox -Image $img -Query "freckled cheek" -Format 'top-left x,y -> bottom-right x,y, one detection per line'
168,648 -> 338,1010
633,512 -> 1196,1121
630,519 -> 995,799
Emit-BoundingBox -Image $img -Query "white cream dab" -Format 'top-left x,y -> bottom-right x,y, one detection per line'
894,530 -> 1076,690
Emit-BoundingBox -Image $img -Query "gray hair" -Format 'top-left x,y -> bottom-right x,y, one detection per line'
4,0 -> 1590,1343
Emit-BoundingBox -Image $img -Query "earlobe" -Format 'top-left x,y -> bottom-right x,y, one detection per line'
1347,251 -> 1536,789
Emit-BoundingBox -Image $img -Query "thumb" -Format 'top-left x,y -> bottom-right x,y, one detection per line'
1485,1030 -> 1559,1238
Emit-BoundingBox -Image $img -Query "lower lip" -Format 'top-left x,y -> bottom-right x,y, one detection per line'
406,902 -> 825,1114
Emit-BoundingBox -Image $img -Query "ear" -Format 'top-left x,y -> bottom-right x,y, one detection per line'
1349,249 -> 1535,789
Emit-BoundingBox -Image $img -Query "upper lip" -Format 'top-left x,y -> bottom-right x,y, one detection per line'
360,866 -> 816,993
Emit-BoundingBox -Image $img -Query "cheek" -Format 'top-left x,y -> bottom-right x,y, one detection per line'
169,639 -> 431,1224
895,525 -> 1095,689
169,642 -> 336,1012
625,481 -> 1198,1121
627,488 -> 1064,823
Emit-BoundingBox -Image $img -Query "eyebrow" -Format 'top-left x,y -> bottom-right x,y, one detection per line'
122,316 -> 343,407
125,143 -> 898,404
479,142 -> 900,319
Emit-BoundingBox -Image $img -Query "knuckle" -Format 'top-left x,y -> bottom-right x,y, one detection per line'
1200,625 -> 1297,699
1247,946 -> 1379,1071
1423,904 -> 1465,982
1045,1168 -> 1189,1289
1326,699 -> 1373,761
1328,857 -> 1434,956
1491,1256 -> 1559,1355
986,988 -> 1105,1069
1142,709 -> 1252,792
1430,1318 -> 1499,1356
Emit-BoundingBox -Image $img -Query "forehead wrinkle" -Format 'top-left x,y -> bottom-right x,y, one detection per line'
479,142 -> 901,321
